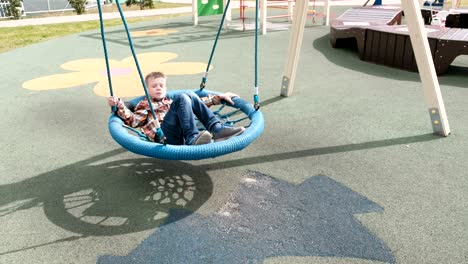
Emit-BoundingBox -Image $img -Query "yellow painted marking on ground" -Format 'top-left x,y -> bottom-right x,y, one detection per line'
131,29 -> 178,38
23,52 -> 212,98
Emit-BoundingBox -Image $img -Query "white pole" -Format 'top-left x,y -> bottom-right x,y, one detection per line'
323,0 -> 330,26
261,0 -> 267,35
224,0 -> 231,30
281,0 -> 308,97
288,0 -> 294,22
193,0 -> 198,26
400,0 -> 450,136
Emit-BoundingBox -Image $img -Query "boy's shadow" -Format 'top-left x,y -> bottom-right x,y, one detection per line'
0,149 -> 213,237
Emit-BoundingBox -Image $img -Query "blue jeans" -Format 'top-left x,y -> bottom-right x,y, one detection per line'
161,91 -> 219,145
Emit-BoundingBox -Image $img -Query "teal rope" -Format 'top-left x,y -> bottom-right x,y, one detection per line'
200,0 -> 232,90
254,0 -> 260,110
98,0 -> 164,140
96,0 -> 115,111
114,0 -> 164,140
115,0 -> 156,120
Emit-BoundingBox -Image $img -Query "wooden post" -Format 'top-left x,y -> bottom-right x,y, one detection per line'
401,0 -> 450,136
193,0 -> 198,26
280,0 -> 308,97
323,0 -> 330,26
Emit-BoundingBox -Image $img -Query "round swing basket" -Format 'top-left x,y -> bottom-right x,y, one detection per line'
108,89 -> 264,160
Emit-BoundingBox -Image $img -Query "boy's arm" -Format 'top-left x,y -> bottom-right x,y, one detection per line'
113,98 -> 149,128
200,94 -> 221,107
112,98 -> 163,143
200,92 -> 239,107
141,118 -> 159,142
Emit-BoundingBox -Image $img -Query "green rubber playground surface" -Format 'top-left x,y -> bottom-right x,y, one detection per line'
1,6 -> 468,264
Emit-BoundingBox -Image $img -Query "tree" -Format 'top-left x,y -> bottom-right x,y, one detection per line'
7,0 -> 22,20
68,0 -> 88,15
125,0 -> 154,10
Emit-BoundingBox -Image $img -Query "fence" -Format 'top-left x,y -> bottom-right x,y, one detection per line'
0,1 -> 25,18
0,0 -> 103,18
22,0 -> 102,14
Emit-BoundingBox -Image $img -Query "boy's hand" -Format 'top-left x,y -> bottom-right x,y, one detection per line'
107,96 -> 120,107
147,120 -> 166,144
218,92 -> 239,105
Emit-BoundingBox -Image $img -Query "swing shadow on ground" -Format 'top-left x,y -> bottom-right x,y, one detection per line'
0,99 -> 287,249
81,21 -> 276,49
313,33 -> 468,88
0,148 -> 214,256
0,130 -> 440,243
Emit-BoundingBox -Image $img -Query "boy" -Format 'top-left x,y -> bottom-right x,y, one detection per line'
107,71 -> 245,145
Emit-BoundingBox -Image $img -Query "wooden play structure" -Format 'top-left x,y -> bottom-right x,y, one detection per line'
281,0 -> 450,136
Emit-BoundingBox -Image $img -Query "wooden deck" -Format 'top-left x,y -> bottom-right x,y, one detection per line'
446,10 -> 468,28
330,6 -> 403,59
363,25 -> 450,73
330,7 -> 468,75
435,27 -> 468,73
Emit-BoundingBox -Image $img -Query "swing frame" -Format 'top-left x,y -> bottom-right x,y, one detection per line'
281,0 -> 450,136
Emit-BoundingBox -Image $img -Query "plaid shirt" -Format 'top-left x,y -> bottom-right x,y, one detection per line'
116,94 -> 221,141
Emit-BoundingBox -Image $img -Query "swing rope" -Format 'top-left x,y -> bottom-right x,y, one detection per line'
200,0 -> 260,110
199,0 -> 232,89
97,0 -> 165,142
96,1 -> 114,111
254,0 -> 260,110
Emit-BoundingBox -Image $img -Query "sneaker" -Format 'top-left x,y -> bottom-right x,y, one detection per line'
213,126 -> 245,142
189,131 -> 212,145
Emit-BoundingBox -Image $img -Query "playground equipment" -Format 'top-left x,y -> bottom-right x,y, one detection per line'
281,0 -> 450,136
192,0 -> 331,34
97,0 -> 264,160
373,0 -> 458,9
192,0 -> 230,26
243,0 -> 323,32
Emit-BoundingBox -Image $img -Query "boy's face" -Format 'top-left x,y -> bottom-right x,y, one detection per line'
147,77 -> 167,101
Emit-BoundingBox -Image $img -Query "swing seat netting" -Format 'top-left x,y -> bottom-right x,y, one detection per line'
108,89 -> 264,160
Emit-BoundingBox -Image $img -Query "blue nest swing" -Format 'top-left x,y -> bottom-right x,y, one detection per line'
98,0 -> 264,160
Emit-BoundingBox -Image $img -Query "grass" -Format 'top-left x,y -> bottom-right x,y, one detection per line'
0,3 -> 189,54
2,1 -> 468,54
22,2 -> 187,18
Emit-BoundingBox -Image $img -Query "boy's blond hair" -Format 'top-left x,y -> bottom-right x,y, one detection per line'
145,71 -> 166,84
